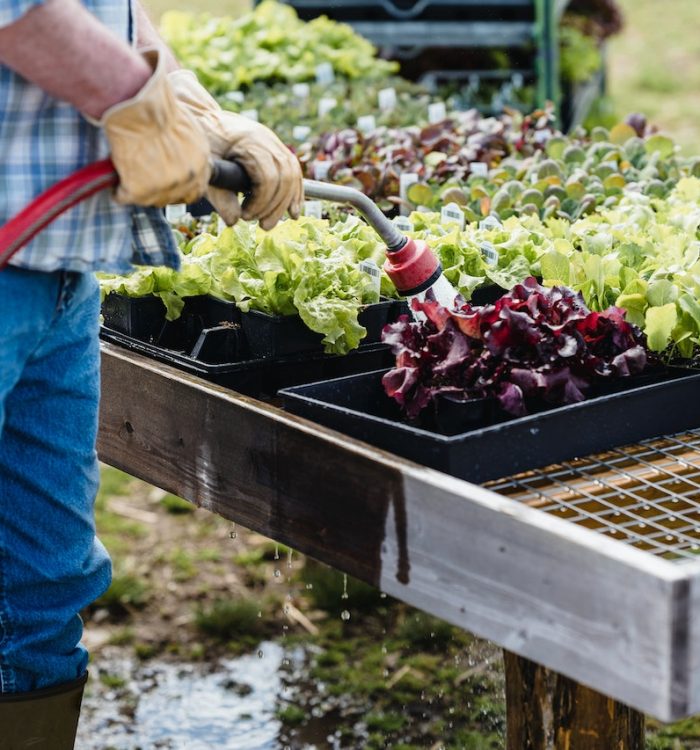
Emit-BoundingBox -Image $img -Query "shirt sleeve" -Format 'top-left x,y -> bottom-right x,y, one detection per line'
0,0 -> 46,29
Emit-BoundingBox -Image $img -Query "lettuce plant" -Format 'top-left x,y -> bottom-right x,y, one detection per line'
382,277 -> 647,419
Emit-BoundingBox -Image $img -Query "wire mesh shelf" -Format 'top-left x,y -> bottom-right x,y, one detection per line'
486,429 -> 700,562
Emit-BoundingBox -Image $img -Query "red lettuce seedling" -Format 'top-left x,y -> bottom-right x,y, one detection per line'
381,277 -> 647,419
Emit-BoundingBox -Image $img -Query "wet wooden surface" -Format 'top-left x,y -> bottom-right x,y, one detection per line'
97,343 -> 700,722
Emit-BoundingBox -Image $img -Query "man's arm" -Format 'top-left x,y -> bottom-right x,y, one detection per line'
133,1 -> 179,72
0,0 -> 151,120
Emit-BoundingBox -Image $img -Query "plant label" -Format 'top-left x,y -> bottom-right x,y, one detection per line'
428,101 -> 447,124
441,202 -> 465,230
303,201 -> 323,219
480,241 -> 499,267
399,173 -> 419,215
479,216 -> 502,231
378,87 -> 397,111
292,125 -> 312,141
318,97 -> 337,118
241,109 -> 259,122
470,162 -> 488,177
359,259 -> 382,302
165,204 -> 187,222
292,82 -> 311,100
315,62 -> 335,86
393,216 -> 414,233
313,161 -> 332,181
357,115 -> 377,134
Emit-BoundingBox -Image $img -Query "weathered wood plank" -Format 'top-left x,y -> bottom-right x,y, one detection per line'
504,651 -> 645,750
97,343 -> 700,721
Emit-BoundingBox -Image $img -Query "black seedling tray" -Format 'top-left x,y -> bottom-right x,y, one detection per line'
100,328 -> 393,398
102,293 -> 239,347
241,299 -> 395,359
280,367 -> 700,484
101,293 -> 167,342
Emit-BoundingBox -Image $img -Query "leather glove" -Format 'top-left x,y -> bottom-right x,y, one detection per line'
168,69 -> 303,230
98,48 -> 211,207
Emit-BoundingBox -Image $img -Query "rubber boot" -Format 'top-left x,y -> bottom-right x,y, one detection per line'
0,672 -> 87,750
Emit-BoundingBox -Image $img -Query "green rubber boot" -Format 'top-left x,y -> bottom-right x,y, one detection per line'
0,672 -> 87,750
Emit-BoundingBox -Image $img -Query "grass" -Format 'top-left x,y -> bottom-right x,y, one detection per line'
194,596 -> 264,640
608,0 -> 700,154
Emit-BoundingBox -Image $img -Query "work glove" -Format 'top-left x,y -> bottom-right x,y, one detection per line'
97,48 -> 211,207
168,69 -> 303,230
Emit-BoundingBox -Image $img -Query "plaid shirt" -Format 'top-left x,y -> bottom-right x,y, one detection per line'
0,0 -> 179,274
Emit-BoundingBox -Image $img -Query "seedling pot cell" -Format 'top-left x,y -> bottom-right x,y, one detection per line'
241,299 -> 395,359
281,367 -> 700,484
101,292 -> 167,342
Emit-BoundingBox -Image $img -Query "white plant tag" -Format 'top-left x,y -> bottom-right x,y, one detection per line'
315,62 -> 335,86
357,115 -> 377,134
479,215 -> 503,231
378,87 -> 397,111
313,161 -> 332,181
292,82 -> 310,99
470,162 -> 488,177
241,109 -> 259,121
480,240 -> 499,267
292,125 -> 312,141
393,215 -> 414,233
428,101 -> 447,124
303,201 -> 323,219
399,172 -> 419,216
440,202 -> 465,230
165,204 -> 187,222
359,259 -> 382,302
318,97 -> 337,118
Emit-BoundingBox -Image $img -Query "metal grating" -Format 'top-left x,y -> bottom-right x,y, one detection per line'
486,429 -> 700,561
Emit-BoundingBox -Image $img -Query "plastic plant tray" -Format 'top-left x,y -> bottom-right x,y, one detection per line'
99,327 -> 393,398
280,367 -> 700,484
241,299 -> 395,358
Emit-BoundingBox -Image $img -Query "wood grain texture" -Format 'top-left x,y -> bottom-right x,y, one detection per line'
97,344 -> 700,721
504,652 -> 645,750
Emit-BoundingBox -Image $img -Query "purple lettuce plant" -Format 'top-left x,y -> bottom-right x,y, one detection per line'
381,277 -> 648,419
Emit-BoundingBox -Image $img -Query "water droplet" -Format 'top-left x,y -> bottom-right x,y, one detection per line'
380,592 -> 387,599
274,543 -> 280,560
341,573 -> 348,600
305,583 -> 313,590
257,610 -> 262,618
283,605 -> 290,615
383,669 -> 389,678
257,650 -> 264,658
340,610 -> 350,621
381,645 -> 387,654
287,548 -> 293,569
274,569 -> 281,578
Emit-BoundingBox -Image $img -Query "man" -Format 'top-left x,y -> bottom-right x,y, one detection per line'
0,0 -> 303,746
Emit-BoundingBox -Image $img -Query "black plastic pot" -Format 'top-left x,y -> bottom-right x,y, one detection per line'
280,367 -> 700,484
101,292 -> 167,342
242,299 -> 395,359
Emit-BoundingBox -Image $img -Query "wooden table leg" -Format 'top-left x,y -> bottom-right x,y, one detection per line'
503,651 -> 645,750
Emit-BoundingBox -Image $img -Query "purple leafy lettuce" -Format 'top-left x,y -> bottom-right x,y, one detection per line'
381,277 -> 648,419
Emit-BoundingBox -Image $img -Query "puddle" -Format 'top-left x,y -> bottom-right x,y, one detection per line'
78,642 -> 296,750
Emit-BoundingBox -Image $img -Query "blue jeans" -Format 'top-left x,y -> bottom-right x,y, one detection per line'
0,267 -> 112,693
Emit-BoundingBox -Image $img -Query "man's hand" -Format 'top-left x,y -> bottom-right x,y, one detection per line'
97,49 -> 211,207
168,70 -> 303,230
